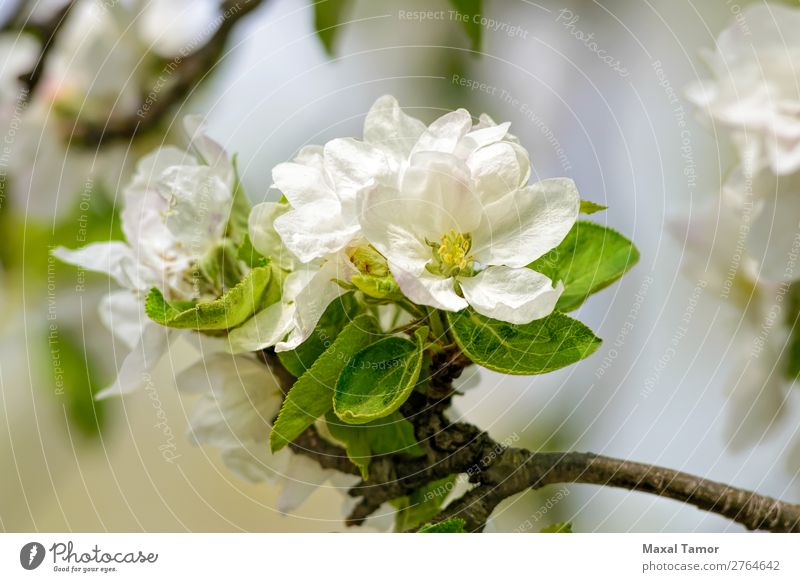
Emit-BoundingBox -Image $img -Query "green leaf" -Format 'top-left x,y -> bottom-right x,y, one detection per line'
225,154 -> 251,246
785,286 -> 800,380
313,0 -> 351,55
198,239 -> 246,292
236,234 -> 268,268
418,517 -> 466,533
393,475 -> 458,532
540,521 -> 573,533
41,326 -> 108,438
145,266 -> 273,331
579,199 -> 607,214
277,293 -> 361,377
448,0 -> 482,51
326,411 -> 424,479
270,314 -> 381,452
446,309 -> 601,375
528,221 -> 639,312
333,327 -> 428,424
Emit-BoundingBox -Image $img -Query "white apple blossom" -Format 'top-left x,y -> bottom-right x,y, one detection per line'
263,95 -> 571,326
177,352 -> 359,512
686,3 -> 800,175
359,153 -> 576,324
53,116 -> 237,397
271,95 -> 530,264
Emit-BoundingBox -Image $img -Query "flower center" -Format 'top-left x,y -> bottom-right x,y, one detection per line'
426,229 -> 474,278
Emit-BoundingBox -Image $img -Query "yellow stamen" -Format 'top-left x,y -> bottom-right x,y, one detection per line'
436,229 -> 473,271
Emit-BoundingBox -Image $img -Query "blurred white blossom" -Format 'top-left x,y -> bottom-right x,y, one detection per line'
177,352 -> 359,513
686,3 -> 800,176
53,116 -> 236,396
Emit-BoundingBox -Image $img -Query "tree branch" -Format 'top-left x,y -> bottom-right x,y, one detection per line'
436,449 -> 800,533
263,347 -> 800,533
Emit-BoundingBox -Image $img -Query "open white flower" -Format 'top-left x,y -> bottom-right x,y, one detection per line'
271,95 -> 530,264
177,352 -> 357,512
53,116 -> 237,396
686,3 -> 800,175
359,152 -> 577,324
55,115 -> 235,301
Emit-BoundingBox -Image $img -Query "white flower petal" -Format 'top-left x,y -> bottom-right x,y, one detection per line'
52,242 -> 149,291
272,161 -> 336,208
276,454 -> 338,513
363,95 -> 426,161
183,114 -> 233,183
182,353 -> 280,448
274,200 -> 359,263
460,266 -> 563,324
473,178 -> 579,268
220,445 -> 278,484
392,265 -> 468,312
455,122 -> 511,159
467,141 -> 531,203
358,185 -> 434,276
411,108 -> 473,154
96,321 -> 171,399
401,152 -> 483,236
98,291 -> 144,349
323,137 -> 389,198
159,164 -> 233,247
229,268 -> 315,352
227,300 -> 294,353
276,254 -> 357,351
247,201 -> 296,270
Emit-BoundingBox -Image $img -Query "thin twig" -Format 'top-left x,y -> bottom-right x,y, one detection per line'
17,0 -> 76,101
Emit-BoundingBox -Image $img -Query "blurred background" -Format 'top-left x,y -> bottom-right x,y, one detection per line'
1,0 -> 798,532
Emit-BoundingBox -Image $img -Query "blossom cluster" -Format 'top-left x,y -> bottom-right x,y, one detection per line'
53,95 -> 590,523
